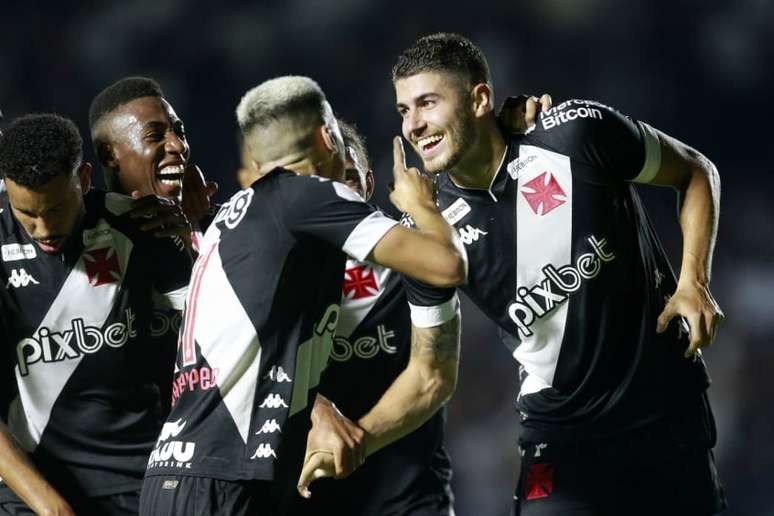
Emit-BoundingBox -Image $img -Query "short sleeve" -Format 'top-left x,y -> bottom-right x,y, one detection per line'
536,99 -> 661,182
281,175 -> 398,261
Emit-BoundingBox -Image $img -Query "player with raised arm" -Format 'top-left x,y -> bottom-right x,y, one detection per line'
139,76 -> 466,516
393,33 -> 725,515
0,114 -> 192,515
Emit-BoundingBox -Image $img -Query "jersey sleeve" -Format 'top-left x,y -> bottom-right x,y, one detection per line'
396,212 -> 459,328
536,99 -> 662,183
146,235 -> 192,311
281,176 -> 398,261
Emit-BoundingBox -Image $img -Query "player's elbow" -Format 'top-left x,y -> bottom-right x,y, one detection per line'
429,250 -> 467,288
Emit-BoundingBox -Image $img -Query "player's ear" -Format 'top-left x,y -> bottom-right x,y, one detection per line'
320,124 -> 340,154
76,162 -> 93,193
365,169 -> 375,200
94,139 -> 118,170
472,83 -> 494,117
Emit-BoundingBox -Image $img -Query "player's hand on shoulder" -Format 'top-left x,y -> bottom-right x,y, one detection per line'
128,192 -> 193,244
388,136 -> 436,214
656,282 -> 724,358
181,164 -> 218,224
498,94 -> 553,134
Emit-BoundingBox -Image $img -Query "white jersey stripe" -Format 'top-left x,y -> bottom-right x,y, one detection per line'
9,227 -> 133,450
514,145 -> 573,396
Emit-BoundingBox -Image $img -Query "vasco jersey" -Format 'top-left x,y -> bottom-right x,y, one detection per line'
0,190 -> 190,496
145,169 -> 398,488
436,99 -> 710,444
300,256 -> 458,515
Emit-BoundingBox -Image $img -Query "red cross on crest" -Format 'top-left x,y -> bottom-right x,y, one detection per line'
343,265 -> 379,300
83,247 -> 121,286
525,463 -> 554,501
521,172 -> 567,216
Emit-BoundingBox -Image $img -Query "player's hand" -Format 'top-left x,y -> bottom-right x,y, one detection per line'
498,94 -> 553,134
128,193 -> 192,243
297,449 -> 335,499
181,164 -> 218,224
656,282 -> 724,358
389,136 -> 436,214
307,395 -> 366,477
31,490 -> 75,516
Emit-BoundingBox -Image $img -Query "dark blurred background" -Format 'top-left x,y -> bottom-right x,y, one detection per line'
2,1 -> 772,514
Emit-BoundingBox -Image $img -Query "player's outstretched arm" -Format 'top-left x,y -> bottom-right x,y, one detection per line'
297,314 -> 460,498
358,313 -> 460,455
368,138 -> 467,288
646,130 -> 724,357
0,422 -> 74,516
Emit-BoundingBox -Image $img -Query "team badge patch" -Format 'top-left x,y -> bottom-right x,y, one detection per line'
521,172 -> 567,216
343,265 -> 379,300
525,463 -> 554,500
84,247 -> 122,286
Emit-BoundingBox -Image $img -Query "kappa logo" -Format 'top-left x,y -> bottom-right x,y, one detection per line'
458,225 -> 488,245
5,268 -> 39,289
83,247 -> 121,286
259,393 -> 288,409
521,172 -> 567,216
342,265 -> 379,300
1,243 -> 36,262
256,419 -> 282,435
251,443 -> 277,460
214,188 -> 253,229
147,418 -> 195,469
264,365 -> 292,383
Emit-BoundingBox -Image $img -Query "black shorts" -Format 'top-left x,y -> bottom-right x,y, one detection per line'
0,483 -> 139,516
140,475 -> 284,516
514,396 -> 727,516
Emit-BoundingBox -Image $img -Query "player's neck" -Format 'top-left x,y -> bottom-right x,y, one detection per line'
448,120 -> 506,190
261,151 -> 318,177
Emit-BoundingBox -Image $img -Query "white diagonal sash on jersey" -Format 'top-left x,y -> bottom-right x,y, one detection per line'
8,223 -> 132,451
336,259 -> 391,338
514,145 -> 572,396
191,245 -> 261,444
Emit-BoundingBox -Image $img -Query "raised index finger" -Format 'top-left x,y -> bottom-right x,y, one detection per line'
393,136 -> 407,177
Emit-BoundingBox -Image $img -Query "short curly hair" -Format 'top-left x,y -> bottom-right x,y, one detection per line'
88,76 -> 164,132
392,33 -> 491,88
0,114 -> 83,188
338,119 -> 370,172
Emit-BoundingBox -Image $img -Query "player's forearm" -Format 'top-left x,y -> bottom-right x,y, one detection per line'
0,422 -> 73,515
358,316 -> 460,456
676,152 -> 719,287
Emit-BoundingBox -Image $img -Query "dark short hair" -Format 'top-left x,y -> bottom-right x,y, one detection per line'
392,32 -> 491,88
338,119 -> 370,172
88,76 -> 164,131
0,114 -> 83,187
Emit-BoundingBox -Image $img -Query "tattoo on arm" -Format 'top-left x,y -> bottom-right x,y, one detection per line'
410,315 -> 460,365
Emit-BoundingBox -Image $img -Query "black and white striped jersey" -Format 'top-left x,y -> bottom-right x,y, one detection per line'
0,190 -> 191,496
144,169 -> 398,488
436,99 -> 710,443
300,255 -> 457,514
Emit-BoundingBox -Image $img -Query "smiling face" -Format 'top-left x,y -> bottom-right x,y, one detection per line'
395,71 -> 477,174
5,166 -> 90,254
104,96 -> 189,199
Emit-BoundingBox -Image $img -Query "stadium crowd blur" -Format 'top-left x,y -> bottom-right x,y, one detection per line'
2,1 -> 772,514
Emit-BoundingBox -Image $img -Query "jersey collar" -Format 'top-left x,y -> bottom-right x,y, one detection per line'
446,141 -> 512,202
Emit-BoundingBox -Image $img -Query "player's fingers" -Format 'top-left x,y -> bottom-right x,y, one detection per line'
297,452 -> 333,498
131,190 -> 142,200
656,305 -> 676,334
393,136 -> 407,177
685,314 -> 707,357
525,97 -> 538,126
539,93 -> 553,112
